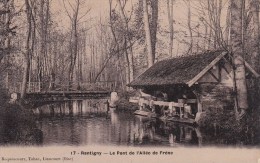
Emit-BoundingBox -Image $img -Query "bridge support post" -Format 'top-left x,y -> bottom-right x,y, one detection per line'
110,92 -> 119,108
50,105 -> 55,116
68,101 -> 73,115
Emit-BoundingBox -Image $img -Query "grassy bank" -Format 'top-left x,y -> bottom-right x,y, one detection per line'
0,88 -> 42,145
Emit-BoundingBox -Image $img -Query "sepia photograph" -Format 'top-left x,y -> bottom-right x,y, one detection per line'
0,0 -> 259,162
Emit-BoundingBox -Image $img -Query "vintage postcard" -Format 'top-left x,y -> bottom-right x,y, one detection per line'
0,0 -> 259,163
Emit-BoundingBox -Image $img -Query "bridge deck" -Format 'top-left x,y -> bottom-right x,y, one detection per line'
25,90 -> 111,102
27,90 -> 110,94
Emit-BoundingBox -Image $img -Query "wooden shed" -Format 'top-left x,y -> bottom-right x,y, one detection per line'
128,50 -> 259,124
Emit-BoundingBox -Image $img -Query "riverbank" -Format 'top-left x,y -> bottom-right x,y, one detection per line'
0,88 -> 42,145
197,107 -> 260,146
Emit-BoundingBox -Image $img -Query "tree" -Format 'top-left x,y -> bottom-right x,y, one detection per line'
167,0 -> 174,57
150,0 -> 158,60
21,0 -> 33,98
143,0 -> 153,67
0,0 -> 16,62
230,0 -> 248,117
191,0 -> 226,51
184,0 -> 193,53
37,0 -> 50,88
249,0 -> 259,73
63,0 -> 90,87
243,0 -> 260,107
116,0 -> 134,83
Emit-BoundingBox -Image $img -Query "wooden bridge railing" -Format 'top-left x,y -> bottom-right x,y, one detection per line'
8,81 -> 116,93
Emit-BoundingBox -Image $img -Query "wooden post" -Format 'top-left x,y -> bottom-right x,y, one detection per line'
105,100 -> 110,119
195,128 -> 202,146
192,90 -> 202,113
149,100 -> 154,112
38,82 -> 41,92
60,105 -> 63,116
19,82 -> 22,93
197,102 -> 203,113
28,82 -> 31,92
6,72 -> 9,89
50,105 -> 55,116
69,102 -> 73,115
138,98 -> 144,111
180,107 -> 183,119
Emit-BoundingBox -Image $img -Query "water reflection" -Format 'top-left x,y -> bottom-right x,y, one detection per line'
34,99 -> 108,117
130,116 -> 201,146
34,100 -> 202,146
1,100 -> 258,147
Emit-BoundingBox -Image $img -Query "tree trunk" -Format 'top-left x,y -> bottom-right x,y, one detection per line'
250,0 -> 260,72
216,0 -> 222,48
187,0 -> 193,53
167,0 -> 174,57
116,0 -> 134,82
37,0 -> 45,86
230,0 -> 248,115
225,0 -> 231,48
70,18 -> 78,83
49,36 -> 57,90
67,0 -> 80,87
150,0 -> 158,60
249,0 -> 260,107
45,0 -> 50,79
21,0 -> 32,98
143,0 -> 153,67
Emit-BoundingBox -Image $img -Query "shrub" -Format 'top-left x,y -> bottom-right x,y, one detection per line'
0,86 -> 42,145
116,89 -> 139,111
198,108 -> 243,132
197,107 -> 260,146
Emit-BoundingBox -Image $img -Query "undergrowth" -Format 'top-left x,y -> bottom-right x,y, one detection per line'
197,107 -> 260,146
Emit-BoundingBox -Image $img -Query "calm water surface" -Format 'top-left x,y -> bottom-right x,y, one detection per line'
33,99 -> 259,147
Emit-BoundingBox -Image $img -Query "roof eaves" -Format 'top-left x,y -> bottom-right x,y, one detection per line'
186,51 -> 228,87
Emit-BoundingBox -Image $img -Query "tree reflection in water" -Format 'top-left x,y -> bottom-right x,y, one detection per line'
33,100 -> 203,146
131,115 -> 201,146
2,99 -> 255,147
